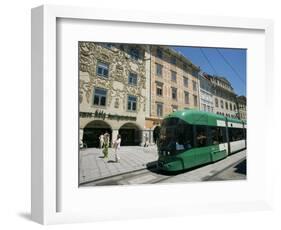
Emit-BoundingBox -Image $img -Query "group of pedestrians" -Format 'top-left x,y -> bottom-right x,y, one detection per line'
99,133 -> 122,163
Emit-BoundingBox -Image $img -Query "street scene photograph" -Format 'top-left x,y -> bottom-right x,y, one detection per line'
78,42 -> 247,187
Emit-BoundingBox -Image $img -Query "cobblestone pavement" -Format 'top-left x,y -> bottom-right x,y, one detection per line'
79,145 -> 158,184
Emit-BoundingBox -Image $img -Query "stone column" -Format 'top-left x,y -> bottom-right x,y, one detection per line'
111,129 -> 119,147
149,129 -> 154,144
79,128 -> 84,148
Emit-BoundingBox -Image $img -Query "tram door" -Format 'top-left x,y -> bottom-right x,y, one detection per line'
195,125 -> 211,164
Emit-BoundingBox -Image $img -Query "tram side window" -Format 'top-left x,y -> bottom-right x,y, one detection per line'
195,125 -> 208,147
210,127 -> 226,145
177,120 -> 194,150
229,128 -> 244,141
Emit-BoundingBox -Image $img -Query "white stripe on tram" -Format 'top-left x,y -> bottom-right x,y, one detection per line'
228,122 -> 243,128
217,120 -> 226,127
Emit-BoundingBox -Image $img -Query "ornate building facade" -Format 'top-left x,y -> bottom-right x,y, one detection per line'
236,95 -> 247,121
145,46 -> 200,144
79,42 -> 150,147
209,75 -> 238,118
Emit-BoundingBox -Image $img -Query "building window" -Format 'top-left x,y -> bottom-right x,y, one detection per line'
156,63 -> 163,76
171,71 -> 177,82
184,91 -> 189,104
203,104 -> 207,111
156,48 -> 163,59
215,98 -> 219,107
192,80 -> 197,91
234,104 -> 236,110
171,56 -> 176,65
171,87 -> 177,100
230,103 -> 233,111
93,88 -> 107,106
221,100 -> 224,109
127,95 -> 137,111
193,95 -> 198,107
225,102 -> 228,110
96,61 -> 109,78
156,83 -> 163,96
183,77 -> 188,87
128,72 -> 138,85
156,103 -> 163,117
130,47 -> 139,60
192,70 -> 199,78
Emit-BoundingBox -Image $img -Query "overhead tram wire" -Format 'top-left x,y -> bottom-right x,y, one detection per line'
199,48 -> 218,76
215,48 -> 246,85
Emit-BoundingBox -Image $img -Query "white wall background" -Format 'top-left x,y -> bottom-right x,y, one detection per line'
0,0 -> 280,229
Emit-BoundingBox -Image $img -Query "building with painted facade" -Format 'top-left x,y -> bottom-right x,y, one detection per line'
79,42 -> 150,147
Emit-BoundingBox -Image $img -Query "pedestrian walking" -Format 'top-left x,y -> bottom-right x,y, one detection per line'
99,133 -> 104,149
113,134 -> 122,162
143,133 -> 149,147
102,132 -> 110,159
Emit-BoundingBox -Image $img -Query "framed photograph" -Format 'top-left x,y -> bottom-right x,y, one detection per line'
31,5 -> 274,225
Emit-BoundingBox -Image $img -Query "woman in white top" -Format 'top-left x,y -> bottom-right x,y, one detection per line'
114,134 -> 121,163
99,134 -> 104,149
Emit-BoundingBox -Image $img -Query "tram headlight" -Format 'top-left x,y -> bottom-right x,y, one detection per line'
162,151 -> 171,156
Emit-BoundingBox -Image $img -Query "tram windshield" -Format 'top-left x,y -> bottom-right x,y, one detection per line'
158,117 -> 193,153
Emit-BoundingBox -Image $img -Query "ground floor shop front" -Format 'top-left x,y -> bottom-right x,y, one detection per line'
80,116 -> 164,148
80,120 -> 142,148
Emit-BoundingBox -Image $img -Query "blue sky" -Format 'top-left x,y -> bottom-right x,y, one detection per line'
172,46 -> 247,96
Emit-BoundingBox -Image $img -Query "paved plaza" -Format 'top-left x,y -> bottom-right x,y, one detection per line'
79,144 -> 246,185
79,145 -> 158,184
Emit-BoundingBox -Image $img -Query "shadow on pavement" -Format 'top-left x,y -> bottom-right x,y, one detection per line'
234,159 -> 247,175
146,161 -> 188,176
107,160 -> 117,163
146,158 -> 230,176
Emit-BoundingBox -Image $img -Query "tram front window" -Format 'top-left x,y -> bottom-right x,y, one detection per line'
158,118 -> 193,154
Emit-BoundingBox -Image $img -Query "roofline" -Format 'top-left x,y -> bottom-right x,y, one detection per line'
159,46 -> 200,72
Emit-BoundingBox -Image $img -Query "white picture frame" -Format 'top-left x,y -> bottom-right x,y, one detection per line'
31,5 -> 274,225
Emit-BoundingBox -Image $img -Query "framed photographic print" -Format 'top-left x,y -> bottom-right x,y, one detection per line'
31,5 -> 274,225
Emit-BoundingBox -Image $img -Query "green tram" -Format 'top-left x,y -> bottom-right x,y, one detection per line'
157,110 -> 246,172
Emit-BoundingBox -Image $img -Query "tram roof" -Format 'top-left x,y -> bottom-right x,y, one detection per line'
165,109 -> 245,126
